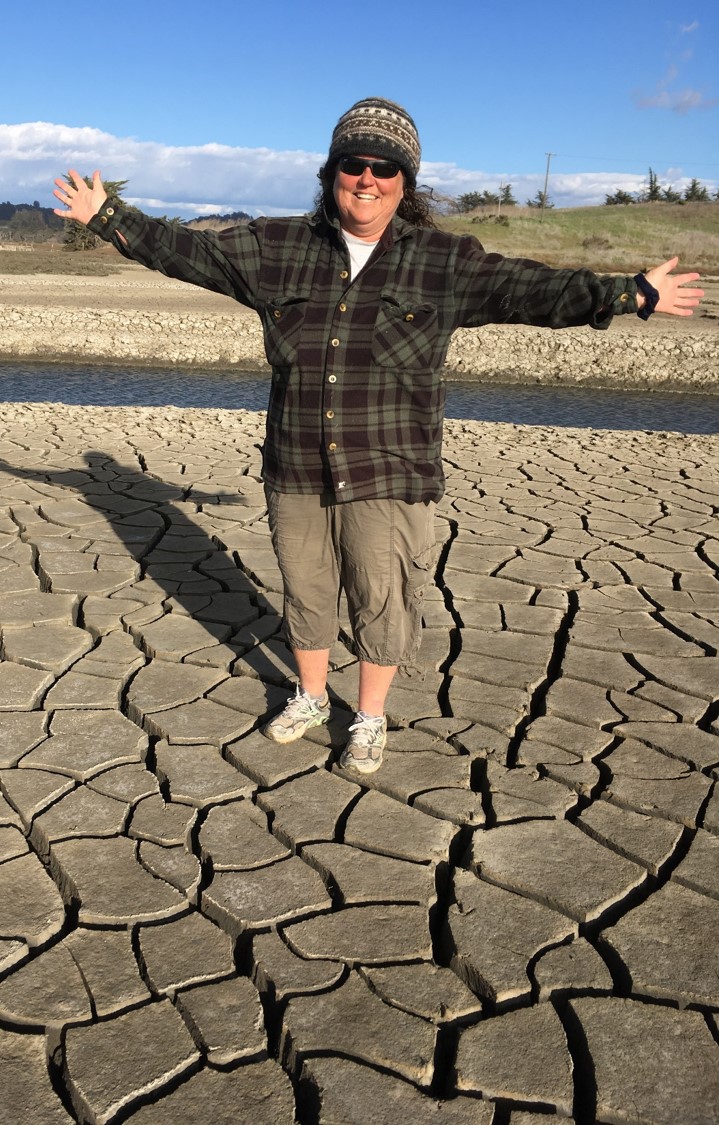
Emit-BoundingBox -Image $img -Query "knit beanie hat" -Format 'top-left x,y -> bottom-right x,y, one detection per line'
327,97 -> 421,183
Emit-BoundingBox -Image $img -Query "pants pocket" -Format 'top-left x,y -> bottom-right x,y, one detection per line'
405,543 -> 438,610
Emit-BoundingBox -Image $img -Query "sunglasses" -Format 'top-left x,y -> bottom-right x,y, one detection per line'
338,156 -> 401,179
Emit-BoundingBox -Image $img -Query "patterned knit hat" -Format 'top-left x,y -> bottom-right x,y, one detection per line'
327,97 -> 421,183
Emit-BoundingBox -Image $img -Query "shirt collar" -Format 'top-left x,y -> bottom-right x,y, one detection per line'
313,205 -> 416,250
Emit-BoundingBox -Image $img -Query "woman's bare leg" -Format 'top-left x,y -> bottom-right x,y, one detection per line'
358,661 -> 397,716
293,647 -> 331,697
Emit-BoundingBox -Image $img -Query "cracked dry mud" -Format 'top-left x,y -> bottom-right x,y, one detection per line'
0,402 -> 717,1125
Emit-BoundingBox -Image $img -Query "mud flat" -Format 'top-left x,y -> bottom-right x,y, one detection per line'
0,401 -> 717,1122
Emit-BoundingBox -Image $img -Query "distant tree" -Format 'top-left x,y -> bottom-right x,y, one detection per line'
605,190 -> 636,206
456,189 -> 505,211
186,209 -> 251,223
62,176 -> 130,250
642,168 -> 662,202
500,183 -> 517,206
684,178 -> 709,202
456,192 -> 485,212
8,208 -> 47,242
526,190 -> 553,209
661,185 -> 683,203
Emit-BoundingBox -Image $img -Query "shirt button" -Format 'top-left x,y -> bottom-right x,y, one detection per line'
328,442 -> 337,451
339,302 -> 347,313
273,309 -> 282,319
100,216 -> 108,224
331,338 -> 340,347
405,312 -> 414,322
106,207 -> 115,216
619,293 -> 629,303
328,375 -> 337,384
340,270 -> 349,279
326,410 -> 335,419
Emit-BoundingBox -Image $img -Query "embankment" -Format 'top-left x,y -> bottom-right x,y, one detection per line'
1,271 -> 717,391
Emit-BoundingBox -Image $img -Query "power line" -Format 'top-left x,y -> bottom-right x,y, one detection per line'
553,152 -> 719,168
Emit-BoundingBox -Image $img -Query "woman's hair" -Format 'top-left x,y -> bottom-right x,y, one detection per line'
314,163 -> 438,230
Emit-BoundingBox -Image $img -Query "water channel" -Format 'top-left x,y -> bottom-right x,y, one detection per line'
0,361 -> 717,434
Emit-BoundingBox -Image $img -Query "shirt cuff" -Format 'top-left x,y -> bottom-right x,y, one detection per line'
87,200 -> 123,241
604,275 -> 640,318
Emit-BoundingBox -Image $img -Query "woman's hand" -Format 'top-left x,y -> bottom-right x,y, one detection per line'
52,169 -> 107,226
642,257 -> 704,317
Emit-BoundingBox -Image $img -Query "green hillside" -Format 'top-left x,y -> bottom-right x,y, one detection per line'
441,201 -> 719,274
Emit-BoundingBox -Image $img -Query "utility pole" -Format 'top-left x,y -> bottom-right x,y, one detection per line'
541,152 -> 554,221
497,183 -> 503,219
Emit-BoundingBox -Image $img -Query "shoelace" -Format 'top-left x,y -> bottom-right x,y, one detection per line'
281,688 -> 323,720
347,714 -> 385,745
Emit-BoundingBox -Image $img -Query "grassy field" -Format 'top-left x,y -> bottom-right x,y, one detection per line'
1,201 -> 718,276
441,201 -> 719,275
0,245 -> 124,276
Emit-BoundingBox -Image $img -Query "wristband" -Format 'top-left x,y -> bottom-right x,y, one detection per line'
634,272 -> 660,321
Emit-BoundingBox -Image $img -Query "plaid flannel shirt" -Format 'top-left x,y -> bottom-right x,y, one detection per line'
89,203 -> 640,503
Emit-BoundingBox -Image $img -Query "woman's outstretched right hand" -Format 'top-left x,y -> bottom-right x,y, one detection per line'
53,169 -> 107,225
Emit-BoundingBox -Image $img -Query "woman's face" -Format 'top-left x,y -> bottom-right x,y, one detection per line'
333,156 -> 404,242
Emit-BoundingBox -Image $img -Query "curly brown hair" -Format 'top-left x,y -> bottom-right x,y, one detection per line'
314,163 -> 438,230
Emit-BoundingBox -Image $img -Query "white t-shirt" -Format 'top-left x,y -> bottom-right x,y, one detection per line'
341,229 -> 378,280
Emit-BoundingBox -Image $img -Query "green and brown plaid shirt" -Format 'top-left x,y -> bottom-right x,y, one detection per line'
89,203 -> 640,503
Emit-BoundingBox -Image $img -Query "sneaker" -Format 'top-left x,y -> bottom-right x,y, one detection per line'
263,686 -> 330,744
339,711 -> 387,773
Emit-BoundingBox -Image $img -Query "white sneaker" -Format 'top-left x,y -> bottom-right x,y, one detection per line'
263,686 -> 330,744
339,711 -> 387,773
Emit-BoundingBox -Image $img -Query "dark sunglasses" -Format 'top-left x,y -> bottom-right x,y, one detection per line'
338,156 -> 401,179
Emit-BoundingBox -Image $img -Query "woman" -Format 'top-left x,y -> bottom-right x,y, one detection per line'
54,96 -> 703,773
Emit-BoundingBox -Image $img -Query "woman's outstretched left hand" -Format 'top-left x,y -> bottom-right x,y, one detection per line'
643,257 -> 703,317
53,169 -> 107,226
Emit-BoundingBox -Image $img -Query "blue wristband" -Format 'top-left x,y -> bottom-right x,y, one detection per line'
634,273 -> 660,321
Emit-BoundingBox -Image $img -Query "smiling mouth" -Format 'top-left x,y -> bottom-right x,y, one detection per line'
355,193 -> 377,201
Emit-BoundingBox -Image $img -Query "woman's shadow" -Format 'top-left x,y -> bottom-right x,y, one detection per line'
0,448 -> 356,751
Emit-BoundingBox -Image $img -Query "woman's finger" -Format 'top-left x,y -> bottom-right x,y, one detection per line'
67,168 -> 87,190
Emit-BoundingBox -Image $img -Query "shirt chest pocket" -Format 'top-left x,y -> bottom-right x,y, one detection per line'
262,295 -> 309,368
371,295 -> 439,370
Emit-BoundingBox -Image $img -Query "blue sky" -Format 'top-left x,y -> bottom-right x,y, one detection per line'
2,1 -> 717,216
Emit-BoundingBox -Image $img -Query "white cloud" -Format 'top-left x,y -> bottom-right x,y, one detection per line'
680,20 -> 699,33
0,122 -> 715,216
633,45 -> 716,114
634,86 -> 718,114
0,122 -> 323,216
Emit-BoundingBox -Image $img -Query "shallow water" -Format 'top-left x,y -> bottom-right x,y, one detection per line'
0,361 -> 717,434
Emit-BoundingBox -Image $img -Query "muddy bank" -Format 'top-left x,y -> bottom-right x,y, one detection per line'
1,269 -> 717,392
